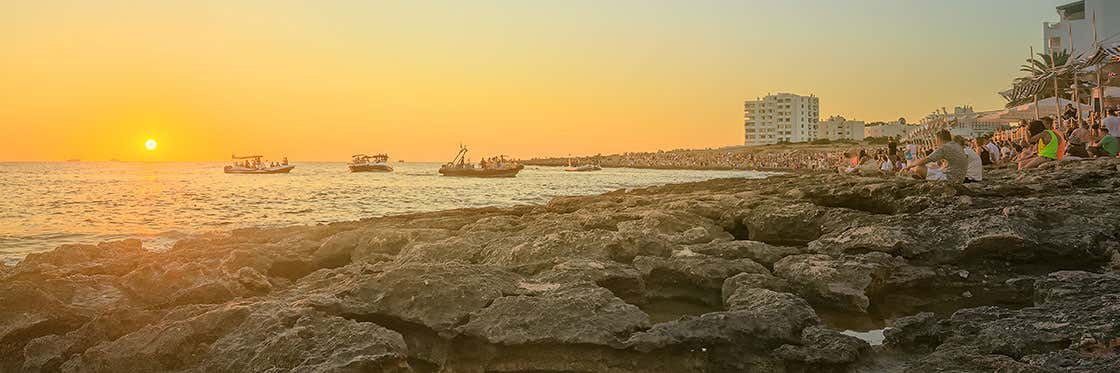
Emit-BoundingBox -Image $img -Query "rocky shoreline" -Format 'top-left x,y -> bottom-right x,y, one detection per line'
2,158 -> 1119,372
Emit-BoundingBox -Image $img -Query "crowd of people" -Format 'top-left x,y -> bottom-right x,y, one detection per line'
840,110 -> 1120,183
585,149 -> 847,171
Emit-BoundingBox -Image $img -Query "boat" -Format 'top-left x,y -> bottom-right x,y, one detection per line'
224,155 -> 294,174
564,157 -> 601,172
348,153 -> 393,172
66,159 -> 81,162
438,146 -> 523,178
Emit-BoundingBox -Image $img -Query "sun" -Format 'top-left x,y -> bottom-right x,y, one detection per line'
145,139 -> 158,151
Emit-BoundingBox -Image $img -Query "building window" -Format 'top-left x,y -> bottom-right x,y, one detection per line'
1049,37 -> 1061,50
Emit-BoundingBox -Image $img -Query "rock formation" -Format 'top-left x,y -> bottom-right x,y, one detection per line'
3,158 -> 1119,372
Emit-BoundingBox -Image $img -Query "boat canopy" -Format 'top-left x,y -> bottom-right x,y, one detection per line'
232,155 -> 263,160
352,153 -> 389,162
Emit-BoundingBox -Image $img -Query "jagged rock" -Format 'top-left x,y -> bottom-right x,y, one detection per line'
775,326 -> 870,368
458,283 -> 649,347
742,202 -> 830,245
64,304 -> 251,372
616,210 -> 732,244
197,303 -> 411,372
721,272 -> 792,304
626,288 -> 818,352
119,261 -> 241,307
532,259 -> 645,304
773,252 -> 935,313
325,263 -> 525,336
12,240 -> 147,278
0,282 -> 90,372
898,271 -> 1120,372
881,312 -> 940,351
686,240 -> 802,267
634,254 -> 769,306
21,306 -> 160,372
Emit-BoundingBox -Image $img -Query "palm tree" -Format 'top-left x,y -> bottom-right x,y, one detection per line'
1006,50 -> 1091,108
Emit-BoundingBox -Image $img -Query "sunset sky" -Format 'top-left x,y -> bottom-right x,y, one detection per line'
0,0 -> 1074,162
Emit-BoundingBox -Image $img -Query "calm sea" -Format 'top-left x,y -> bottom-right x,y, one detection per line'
0,162 -> 769,264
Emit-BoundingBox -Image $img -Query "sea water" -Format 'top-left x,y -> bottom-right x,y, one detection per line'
0,162 -> 770,264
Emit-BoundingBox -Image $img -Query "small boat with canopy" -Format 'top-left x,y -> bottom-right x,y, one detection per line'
224,155 -> 294,174
348,153 -> 393,172
438,146 -> 523,177
564,157 -> 602,172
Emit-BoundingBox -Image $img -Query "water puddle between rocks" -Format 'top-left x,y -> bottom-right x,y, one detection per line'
840,328 -> 888,346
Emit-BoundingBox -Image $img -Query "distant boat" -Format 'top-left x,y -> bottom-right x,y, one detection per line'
438,146 -> 523,178
348,153 -> 393,172
224,154 -> 294,174
565,164 -> 602,172
65,159 -> 80,162
109,158 -> 121,162
563,157 -> 601,172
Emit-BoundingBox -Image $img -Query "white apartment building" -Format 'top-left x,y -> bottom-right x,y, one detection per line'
743,93 -> 820,146
1043,0 -> 1120,57
817,115 -> 864,141
864,122 -> 914,139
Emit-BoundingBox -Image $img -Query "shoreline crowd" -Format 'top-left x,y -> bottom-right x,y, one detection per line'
841,110 -> 1120,182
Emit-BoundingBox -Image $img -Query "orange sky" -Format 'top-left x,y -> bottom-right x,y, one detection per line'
0,1 -> 1066,162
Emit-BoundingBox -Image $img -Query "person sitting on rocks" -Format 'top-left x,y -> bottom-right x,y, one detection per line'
1019,120 -> 1059,170
957,136 -> 982,182
1088,123 -> 1118,158
901,130 -> 967,182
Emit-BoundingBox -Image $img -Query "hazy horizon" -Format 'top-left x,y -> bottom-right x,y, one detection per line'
1,0 -> 1073,162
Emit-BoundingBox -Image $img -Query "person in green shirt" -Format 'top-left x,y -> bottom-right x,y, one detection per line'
1089,124 -> 1118,157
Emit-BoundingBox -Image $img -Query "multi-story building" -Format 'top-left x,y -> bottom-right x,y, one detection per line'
863,121 -> 914,139
817,115 -> 864,141
1043,0 -> 1120,57
743,93 -> 820,146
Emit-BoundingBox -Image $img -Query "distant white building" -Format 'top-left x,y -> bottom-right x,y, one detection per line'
1043,0 -> 1120,58
743,93 -> 820,146
863,122 -> 914,139
817,115 -> 864,141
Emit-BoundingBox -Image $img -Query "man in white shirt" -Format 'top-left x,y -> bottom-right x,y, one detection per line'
1103,109 -> 1120,137
983,137 -> 1000,163
958,136 -> 983,182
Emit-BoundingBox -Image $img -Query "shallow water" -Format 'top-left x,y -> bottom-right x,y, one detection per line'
0,162 -> 770,264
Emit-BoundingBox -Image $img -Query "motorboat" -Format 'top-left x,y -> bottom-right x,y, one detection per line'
564,158 -> 601,172
565,164 -> 602,172
224,155 -> 294,174
348,153 -> 393,172
438,146 -> 523,178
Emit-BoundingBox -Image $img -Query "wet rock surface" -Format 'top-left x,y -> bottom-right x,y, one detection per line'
2,158 -> 1119,372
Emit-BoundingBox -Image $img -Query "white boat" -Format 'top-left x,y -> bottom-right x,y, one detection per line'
565,164 -> 602,172
224,155 -> 294,174
563,158 -> 601,172
349,153 -> 393,172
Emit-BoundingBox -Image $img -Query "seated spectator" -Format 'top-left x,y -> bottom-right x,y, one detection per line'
1019,120 -> 1059,170
1088,123 -> 1118,157
957,136 -> 982,182
901,130 -> 968,182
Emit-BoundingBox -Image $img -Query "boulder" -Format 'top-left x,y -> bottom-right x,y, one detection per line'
721,272 -> 792,305
634,254 -> 769,306
772,252 -> 935,313
686,240 -> 802,267
774,326 -> 870,368
532,259 -> 645,304
325,263 -> 524,336
625,288 -> 818,352
458,283 -> 649,347
198,303 -> 410,372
